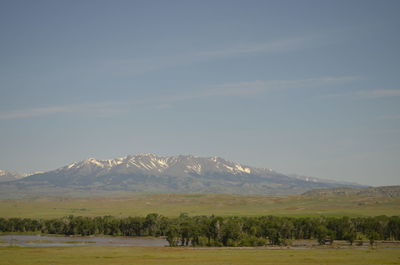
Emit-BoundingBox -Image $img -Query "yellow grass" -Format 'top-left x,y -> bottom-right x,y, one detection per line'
0,193 -> 399,218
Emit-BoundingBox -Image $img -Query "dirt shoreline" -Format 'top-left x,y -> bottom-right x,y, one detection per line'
1,234 -> 400,249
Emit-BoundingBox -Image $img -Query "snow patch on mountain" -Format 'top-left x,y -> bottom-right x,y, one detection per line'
0,170 -> 26,182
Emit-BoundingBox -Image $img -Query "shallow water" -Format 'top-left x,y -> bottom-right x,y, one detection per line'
0,234 -> 167,247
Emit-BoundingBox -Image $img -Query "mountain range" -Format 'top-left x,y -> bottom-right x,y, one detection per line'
0,170 -> 22,182
0,154 -> 363,196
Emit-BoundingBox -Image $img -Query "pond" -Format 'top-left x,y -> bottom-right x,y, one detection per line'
0,234 -> 168,247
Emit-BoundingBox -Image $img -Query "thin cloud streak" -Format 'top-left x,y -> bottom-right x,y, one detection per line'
150,76 -> 360,107
320,88 -> 400,100
0,76 -> 358,120
356,89 -> 400,98
106,36 -> 316,76
208,76 -> 360,97
0,102 -> 128,120
193,37 -> 309,59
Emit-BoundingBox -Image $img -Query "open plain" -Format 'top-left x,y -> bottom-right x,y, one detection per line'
1,192 -> 399,264
1,246 -> 400,265
0,192 -> 399,219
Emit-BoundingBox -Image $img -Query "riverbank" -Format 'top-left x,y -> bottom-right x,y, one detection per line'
0,234 -> 167,247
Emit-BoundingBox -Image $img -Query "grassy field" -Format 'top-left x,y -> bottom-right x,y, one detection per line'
1,193 -> 399,265
0,193 -> 399,218
0,246 -> 399,265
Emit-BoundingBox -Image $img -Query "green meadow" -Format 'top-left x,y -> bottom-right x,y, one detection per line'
1,192 -> 399,265
0,193 -> 399,219
1,246 -> 399,265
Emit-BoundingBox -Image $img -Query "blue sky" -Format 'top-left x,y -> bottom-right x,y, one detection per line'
0,0 -> 399,186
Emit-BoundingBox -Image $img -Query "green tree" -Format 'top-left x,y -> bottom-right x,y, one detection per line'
367,231 -> 379,247
344,230 -> 357,245
315,225 -> 328,245
166,224 -> 180,247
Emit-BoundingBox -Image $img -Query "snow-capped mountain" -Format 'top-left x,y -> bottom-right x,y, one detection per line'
7,154 -> 362,195
0,170 -> 42,182
0,170 -> 24,182
57,154 -> 257,177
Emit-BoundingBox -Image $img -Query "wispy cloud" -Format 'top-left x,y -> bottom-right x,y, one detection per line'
0,102 -> 127,120
0,76 -> 358,120
150,76 -> 359,106
193,37 -> 309,59
105,36 -> 316,76
356,89 -> 400,98
321,88 -> 400,100
207,76 -> 359,97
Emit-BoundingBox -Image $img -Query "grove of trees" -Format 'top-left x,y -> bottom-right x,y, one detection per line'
1,214 -> 399,247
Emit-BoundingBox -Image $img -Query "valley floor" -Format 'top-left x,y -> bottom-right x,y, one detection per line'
0,192 -> 399,218
1,246 -> 400,265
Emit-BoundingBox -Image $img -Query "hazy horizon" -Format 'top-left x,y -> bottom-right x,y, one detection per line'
1,0 -> 399,186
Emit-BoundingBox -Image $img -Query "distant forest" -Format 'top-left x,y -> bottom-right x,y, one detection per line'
1,215 -> 399,247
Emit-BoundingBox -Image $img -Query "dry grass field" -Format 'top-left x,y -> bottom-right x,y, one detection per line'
0,192 -> 399,219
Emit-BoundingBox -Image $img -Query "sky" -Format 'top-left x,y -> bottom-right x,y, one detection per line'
0,0 -> 399,186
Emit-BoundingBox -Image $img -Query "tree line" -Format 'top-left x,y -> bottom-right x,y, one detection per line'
1,214 -> 399,247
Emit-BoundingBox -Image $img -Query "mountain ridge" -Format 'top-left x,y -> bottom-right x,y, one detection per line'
1,154 -> 365,196
0,170 -> 21,182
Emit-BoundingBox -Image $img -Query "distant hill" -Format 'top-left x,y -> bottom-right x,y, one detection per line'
303,185 -> 400,197
1,154 -> 364,197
